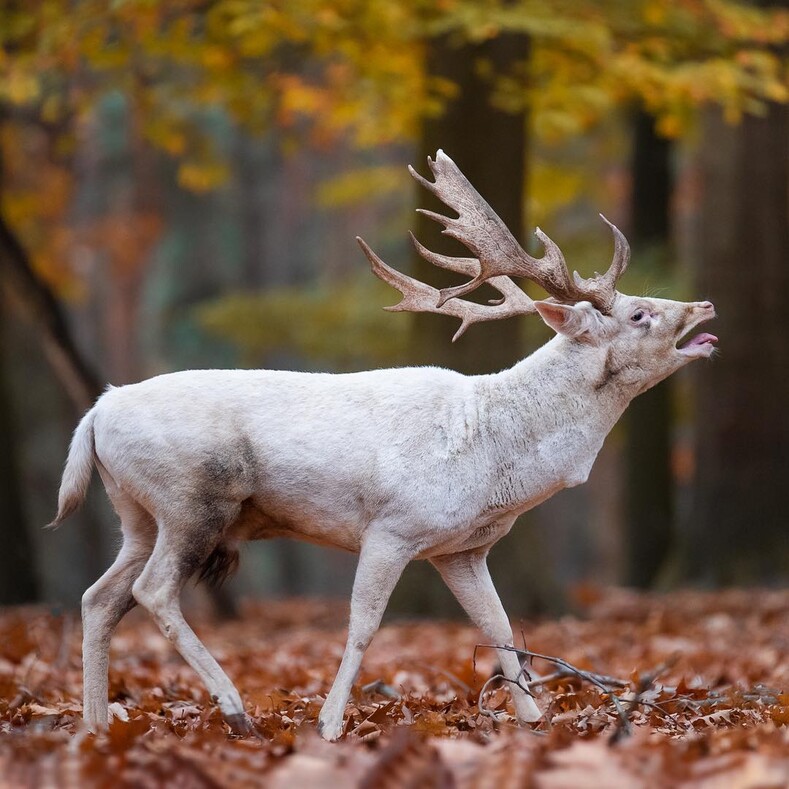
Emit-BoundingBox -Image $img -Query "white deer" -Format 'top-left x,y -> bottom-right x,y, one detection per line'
50,151 -> 716,741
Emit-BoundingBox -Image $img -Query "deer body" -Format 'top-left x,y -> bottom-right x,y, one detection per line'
84,335 -> 620,561
52,151 -> 716,741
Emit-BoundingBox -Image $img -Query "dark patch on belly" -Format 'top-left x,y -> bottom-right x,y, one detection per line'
176,494 -> 243,580
201,436 -> 260,491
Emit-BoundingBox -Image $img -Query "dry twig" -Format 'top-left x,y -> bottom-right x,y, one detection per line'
609,655 -> 678,744
474,644 -> 633,737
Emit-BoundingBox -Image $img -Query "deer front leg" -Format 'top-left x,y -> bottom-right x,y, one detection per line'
318,535 -> 411,741
431,549 -> 542,723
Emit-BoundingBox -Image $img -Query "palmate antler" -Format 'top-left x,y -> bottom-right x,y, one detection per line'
357,150 -> 630,341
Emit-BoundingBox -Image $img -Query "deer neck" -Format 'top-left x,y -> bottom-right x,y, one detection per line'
468,337 -> 637,515
477,335 -> 636,464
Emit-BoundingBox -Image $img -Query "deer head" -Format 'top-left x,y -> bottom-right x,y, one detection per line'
358,150 -> 716,396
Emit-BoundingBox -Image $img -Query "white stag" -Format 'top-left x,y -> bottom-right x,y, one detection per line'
50,151 -> 716,740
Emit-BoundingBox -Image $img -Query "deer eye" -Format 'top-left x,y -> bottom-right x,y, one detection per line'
631,310 -> 645,323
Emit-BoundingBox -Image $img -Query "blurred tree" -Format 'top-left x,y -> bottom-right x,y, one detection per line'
0,117 -> 103,596
0,114 -> 101,411
408,32 -> 527,376
680,83 -> 788,582
0,316 -> 39,604
622,109 -> 675,588
0,209 -> 101,412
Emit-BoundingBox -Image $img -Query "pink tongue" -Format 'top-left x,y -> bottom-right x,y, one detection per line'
682,332 -> 718,349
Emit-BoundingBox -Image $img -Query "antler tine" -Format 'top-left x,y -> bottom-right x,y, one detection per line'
411,151 -> 543,306
531,227 -> 581,301
408,151 -> 604,311
410,232 -> 536,316
357,237 -> 536,342
407,161 -> 439,196
571,215 -> 631,313
408,232 -> 479,278
598,214 -> 630,288
357,237 -> 434,314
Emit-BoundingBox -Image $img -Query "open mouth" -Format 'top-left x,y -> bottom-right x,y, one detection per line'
677,322 -> 718,357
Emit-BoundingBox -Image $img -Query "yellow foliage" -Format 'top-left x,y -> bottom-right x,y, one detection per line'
3,0 -> 785,156
316,166 -> 409,209
198,275 -> 411,369
177,160 -> 231,192
0,123 -> 78,293
2,68 -> 40,105
0,0 -> 786,307
529,162 -> 589,226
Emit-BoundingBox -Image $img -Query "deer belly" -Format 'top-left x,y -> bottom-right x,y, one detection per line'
417,516 -> 517,558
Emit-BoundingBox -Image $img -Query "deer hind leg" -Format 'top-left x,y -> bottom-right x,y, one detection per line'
82,490 -> 156,732
431,549 -> 542,723
131,500 -> 251,732
318,533 -> 412,741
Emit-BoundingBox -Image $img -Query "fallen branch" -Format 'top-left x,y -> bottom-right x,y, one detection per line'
476,672 -> 548,736
361,680 -> 400,700
609,655 -> 677,744
474,644 -> 633,737
528,662 -> 628,691
477,673 -> 505,722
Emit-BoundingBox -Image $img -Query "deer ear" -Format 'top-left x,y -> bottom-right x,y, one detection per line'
535,301 -> 600,338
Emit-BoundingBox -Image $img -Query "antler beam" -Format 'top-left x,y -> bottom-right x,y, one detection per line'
358,151 -> 631,339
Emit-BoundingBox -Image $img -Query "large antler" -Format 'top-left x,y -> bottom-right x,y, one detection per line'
357,150 -> 630,340
357,234 -> 537,342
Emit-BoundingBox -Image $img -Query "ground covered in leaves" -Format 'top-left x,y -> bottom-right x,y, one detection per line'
0,588 -> 787,787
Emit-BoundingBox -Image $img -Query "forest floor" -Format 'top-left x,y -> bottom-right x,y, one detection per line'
0,588 -> 787,788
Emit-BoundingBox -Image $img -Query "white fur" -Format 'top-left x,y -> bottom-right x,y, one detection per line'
52,294 -> 715,739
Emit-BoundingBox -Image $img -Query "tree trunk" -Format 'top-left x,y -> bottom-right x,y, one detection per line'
680,100 -> 789,582
409,32 -> 527,374
389,32 -> 564,618
622,109 -> 674,587
0,212 -> 102,412
0,314 -> 39,604
0,117 -> 109,587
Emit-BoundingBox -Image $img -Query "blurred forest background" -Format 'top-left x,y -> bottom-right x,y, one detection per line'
0,0 -> 786,617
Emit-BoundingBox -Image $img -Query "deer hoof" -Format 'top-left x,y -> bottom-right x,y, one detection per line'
225,713 -> 259,737
317,715 -> 343,742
